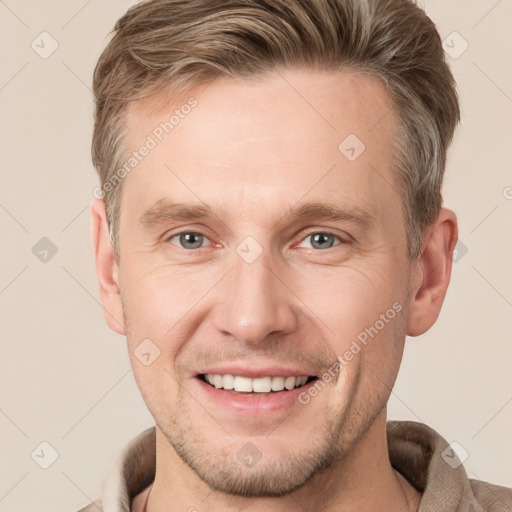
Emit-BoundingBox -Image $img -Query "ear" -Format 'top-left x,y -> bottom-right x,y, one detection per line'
90,199 -> 126,335
406,208 -> 458,337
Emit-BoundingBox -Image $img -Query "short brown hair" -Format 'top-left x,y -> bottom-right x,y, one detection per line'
92,0 -> 460,260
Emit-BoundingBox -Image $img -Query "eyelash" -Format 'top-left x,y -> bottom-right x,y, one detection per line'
166,229 -> 349,252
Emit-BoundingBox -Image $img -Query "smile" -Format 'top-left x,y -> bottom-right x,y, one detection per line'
199,374 -> 317,393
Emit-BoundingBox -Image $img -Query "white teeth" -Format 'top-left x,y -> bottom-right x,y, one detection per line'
222,374 -> 234,390
284,376 -> 296,390
271,376 -> 285,391
252,377 -> 272,393
213,374 -> 223,388
233,376 -> 253,392
203,374 -> 310,393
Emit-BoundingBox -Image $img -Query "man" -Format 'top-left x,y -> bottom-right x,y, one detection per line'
80,0 -> 511,510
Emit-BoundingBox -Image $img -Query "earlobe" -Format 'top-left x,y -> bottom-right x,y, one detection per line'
90,199 -> 126,335
406,208 -> 458,337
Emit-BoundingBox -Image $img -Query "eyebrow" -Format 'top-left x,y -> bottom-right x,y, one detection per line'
139,198 -> 375,230
277,202 -> 375,230
140,200 -> 228,226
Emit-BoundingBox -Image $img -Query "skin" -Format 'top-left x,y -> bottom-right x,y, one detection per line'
91,67 -> 458,512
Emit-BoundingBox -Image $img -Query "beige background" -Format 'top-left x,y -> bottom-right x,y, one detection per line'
0,1 -> 511,510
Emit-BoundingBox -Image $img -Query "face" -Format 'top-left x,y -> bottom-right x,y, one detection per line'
114,68 -> 416,496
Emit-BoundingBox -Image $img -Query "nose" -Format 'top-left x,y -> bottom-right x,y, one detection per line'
211,248 -> 298,345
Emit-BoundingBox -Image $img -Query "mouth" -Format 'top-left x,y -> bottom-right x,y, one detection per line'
197,373 -> 318,394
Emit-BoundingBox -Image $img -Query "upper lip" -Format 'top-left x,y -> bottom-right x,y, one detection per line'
196,366 -> 318,378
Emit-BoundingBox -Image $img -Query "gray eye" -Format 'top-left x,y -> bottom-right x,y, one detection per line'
170,232 -> 206,249
299,232 -> 341,250
311,233 -> 336,249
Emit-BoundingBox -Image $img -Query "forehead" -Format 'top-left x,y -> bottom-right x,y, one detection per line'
125,68 -> 396,148
121,68 -> 400,228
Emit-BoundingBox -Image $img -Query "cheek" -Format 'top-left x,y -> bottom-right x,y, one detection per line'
299,262 -> 402,338
119,273 -> 184,397
301,264 -> 409,398
119,264 -> 195,332
119,265 -> 213,377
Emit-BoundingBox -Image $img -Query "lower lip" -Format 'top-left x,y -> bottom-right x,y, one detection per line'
194,377 -> 317,415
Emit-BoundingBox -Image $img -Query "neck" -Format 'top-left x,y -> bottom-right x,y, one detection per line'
133,411 -> 421,512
